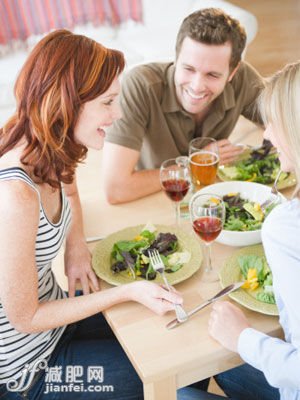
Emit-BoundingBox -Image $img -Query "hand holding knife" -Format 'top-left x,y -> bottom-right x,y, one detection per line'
166,281 -> 244,330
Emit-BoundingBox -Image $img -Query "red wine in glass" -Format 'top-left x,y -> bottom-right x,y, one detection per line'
193,217 -> 222,242
189,193 -> 225,282
160,158 -> 191,225
162,179 -> 190,202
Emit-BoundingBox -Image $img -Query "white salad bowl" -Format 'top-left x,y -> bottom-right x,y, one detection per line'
196,181 -> 286,246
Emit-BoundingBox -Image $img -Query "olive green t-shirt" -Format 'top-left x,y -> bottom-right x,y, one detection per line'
105,61 -> 264,170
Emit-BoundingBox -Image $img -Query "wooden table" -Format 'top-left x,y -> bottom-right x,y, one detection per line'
78,162 -> 291,399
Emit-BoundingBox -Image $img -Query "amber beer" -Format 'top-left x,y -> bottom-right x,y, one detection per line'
190,151 -> 219,190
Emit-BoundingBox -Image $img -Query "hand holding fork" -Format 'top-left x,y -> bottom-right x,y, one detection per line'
148,249 -> 188,323
260,169 -> 282,212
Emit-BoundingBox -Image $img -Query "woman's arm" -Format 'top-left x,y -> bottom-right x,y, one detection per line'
241,207 -> 300,390
209,300 -> 300,389
210,203 -> 300,390
0,180 -> 182,334
63,178 -> 99,295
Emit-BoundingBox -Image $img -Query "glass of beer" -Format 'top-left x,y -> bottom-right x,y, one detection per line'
189,137 -> 219,191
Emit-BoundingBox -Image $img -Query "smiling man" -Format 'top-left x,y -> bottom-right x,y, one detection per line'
102,8 -> 264,204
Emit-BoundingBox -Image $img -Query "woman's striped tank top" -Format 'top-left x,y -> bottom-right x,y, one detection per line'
0,167 -> 71,384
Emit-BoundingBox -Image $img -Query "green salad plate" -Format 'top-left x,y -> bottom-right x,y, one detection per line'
219,244 -> 279,316
92,224 -> 202,286
218,148 -> 296,190
218,166 -> 296,190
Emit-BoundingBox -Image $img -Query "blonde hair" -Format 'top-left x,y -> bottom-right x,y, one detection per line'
258,61 -> 300,194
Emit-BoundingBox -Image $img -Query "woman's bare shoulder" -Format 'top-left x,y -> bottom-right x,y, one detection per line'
0,179 -> 39,218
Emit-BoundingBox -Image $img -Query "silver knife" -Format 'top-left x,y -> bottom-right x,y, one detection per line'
86,236 -> 105,243
166,281 -> 244,330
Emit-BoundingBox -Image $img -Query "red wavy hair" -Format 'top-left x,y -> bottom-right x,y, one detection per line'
0,29 -> 125,188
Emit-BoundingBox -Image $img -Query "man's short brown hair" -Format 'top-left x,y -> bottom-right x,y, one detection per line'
175,8 -> 247,70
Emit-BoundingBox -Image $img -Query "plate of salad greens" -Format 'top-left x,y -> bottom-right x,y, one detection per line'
218,141 -> 296,189
223,192 -> 273,232
219,244 -> 278,315
197,181 -> 286,246
92,223 -> 202,286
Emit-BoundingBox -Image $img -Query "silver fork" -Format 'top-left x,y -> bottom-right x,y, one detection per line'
260,169 -> 282,212
148,249 -> 188,323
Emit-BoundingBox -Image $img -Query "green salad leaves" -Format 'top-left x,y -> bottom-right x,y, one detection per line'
238,254 -> 275,304
223,193 -> 271,232
221,141 -> 289,184
110,227 -> 191,280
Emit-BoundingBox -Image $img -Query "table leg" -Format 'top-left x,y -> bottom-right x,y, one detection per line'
143,376 -> 177,400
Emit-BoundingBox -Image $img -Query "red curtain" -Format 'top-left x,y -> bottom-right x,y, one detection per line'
0,0 -> 143,45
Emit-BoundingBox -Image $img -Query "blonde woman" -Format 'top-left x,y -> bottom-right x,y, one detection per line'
0,30 -> 182,399
209,61 -> 300,400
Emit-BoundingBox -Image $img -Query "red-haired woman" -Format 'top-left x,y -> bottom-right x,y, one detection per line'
0,30 -> 181,399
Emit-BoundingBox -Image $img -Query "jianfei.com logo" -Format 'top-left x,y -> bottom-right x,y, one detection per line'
6,359 -> 114,394
6,359 -> 48,392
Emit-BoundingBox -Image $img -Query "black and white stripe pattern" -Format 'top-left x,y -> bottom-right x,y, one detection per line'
0,167 -> 71,383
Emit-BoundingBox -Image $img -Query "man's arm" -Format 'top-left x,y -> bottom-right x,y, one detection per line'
240,62 -> 265,126
102,142 -> 161,204
102,65 -> 162,204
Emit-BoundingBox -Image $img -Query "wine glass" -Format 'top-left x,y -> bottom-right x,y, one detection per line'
160,157 -> 191,225
189,137 -> 219,192
189,193 -> 225,282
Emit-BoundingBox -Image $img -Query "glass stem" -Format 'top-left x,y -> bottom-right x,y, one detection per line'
205,243 -> 213,273
174,202 -> 181,226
